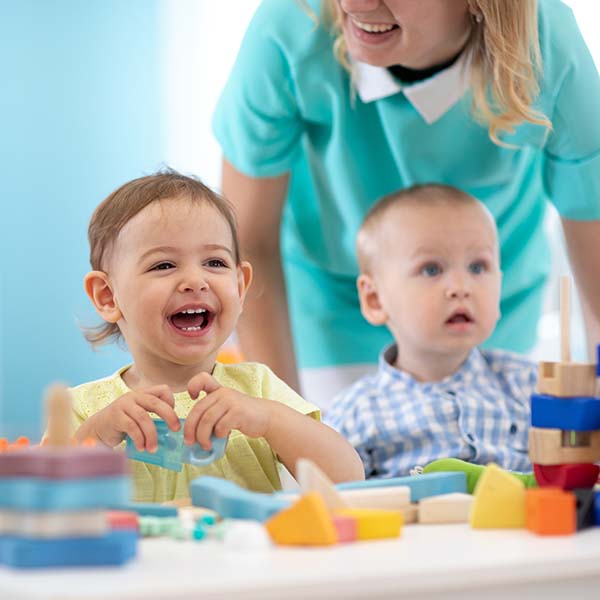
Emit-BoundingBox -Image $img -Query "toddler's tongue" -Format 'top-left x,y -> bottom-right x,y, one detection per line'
171,312 -> 206,330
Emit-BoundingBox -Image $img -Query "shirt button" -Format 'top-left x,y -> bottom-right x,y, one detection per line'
446,390 -> 456,396
509,423 -> 518,435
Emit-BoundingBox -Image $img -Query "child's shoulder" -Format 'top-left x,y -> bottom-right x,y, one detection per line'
69,367 -> 130,416
214,361 -> 319,416
478,348 -> 538,389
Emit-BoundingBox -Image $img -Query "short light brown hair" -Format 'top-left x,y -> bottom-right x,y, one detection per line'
357,184 -> 495,273
83,168 -> 241,348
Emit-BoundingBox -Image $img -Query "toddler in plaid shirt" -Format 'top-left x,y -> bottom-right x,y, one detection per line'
326,184 -> 537,478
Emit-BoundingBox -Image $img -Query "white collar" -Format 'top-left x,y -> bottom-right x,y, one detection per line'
354,53 -> 471,124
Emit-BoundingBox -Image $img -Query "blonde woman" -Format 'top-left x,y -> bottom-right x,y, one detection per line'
213,0 -> 600,410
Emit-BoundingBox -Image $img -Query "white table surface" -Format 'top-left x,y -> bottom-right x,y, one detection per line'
2,524 -> 600,600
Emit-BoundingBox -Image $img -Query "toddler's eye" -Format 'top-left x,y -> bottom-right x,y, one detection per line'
152,262 -> 174,271
206,258 -> 227,268
421,263 -> 441,277
469,261 -> 486,275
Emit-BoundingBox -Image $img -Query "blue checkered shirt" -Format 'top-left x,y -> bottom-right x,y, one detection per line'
325,345 -> 537,478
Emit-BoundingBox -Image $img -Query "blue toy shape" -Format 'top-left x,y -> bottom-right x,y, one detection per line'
190,476 -> 290,522
0,529 -> 137,569
531,394 -> 600,431
0,476 -> 130,512
126,418 -> 228,471
112,502 -> 178,517
336,471 -> 467,502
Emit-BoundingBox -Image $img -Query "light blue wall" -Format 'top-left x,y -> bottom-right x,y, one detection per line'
0,1 -> 166,439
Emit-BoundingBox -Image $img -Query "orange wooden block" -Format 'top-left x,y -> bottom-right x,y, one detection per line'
526,488 -> 576,536
265,492 -> 338,546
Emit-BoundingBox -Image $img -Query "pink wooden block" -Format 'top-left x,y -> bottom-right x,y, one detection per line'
333,514 -> 357,543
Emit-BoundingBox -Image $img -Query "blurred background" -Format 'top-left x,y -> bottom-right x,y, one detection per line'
0,0 -> 598,440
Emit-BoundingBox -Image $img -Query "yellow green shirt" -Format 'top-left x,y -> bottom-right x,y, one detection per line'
70,362 -> 320,502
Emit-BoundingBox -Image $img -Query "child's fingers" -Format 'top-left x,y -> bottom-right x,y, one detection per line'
194,403 -> 228,450
136,391 -> 180,432
187,372 -> 221,400
144,385 -> 176,408
123,404 -> 158,452
118,413 -> 147,452
183,392 -> 220,444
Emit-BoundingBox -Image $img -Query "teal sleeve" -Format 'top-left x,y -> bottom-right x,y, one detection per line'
212,0 -> 303,177
542,4 -> 600,219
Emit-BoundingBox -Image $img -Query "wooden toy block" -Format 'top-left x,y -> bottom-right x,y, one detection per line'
190,476 -> 290,522
531,394 -> 600,431
533,463 -> 600,490
469,464 -> 525,529
45,384 -> 72,447
296,458 -> 347,510
0,510 -> 107,538
334,507 -> 402,541
107,511 -> 139,531
332,514 -> 357,543
537,362 -> 597,397
0,529 -> 137,569
114,502 -> 178,517
422,458 -> 537,492
418,493 -> 473,524
339,486 -> 411,510
337,471 -> 466,502
0,475 -> 131,511
528,427 -> 600,465
0,446 -> 127,479
525,488 -> 576,536
265,492 -> 338,546
574,488 -> 596,531
401,504 -> 419,524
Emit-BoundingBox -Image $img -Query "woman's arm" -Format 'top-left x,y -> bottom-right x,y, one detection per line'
561,217 -> 600,359
222,158 -> 301,392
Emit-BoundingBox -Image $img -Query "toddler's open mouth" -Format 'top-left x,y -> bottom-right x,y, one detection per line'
446,311 -> 473,325
169,308 -> 213,332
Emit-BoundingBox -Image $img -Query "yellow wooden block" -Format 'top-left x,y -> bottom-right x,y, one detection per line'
265,492 -> 337,546
469,464 -> 525,529
334,508 -> 402,540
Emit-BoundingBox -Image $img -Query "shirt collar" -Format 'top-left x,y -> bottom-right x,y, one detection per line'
353,52 -> 470,124
378,344 -> 488,392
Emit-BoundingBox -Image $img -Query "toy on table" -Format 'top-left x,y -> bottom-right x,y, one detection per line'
0,384 -> 137,568
126,418 -> 228,472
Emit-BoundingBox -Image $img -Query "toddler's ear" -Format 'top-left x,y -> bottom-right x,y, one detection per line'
83,271 -> 122,323
357,273 -> 387,326
237,261 -> 253,302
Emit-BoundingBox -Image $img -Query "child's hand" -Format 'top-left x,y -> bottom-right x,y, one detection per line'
87,385 -> 180,452
184,373 -> 271,449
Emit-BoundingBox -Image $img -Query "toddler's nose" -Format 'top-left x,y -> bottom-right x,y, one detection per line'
178,269 -> 209,293
445,276 -> 471,300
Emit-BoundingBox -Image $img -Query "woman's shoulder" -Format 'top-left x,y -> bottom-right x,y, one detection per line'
538,0 -> 589,69
245,0 -> 332,65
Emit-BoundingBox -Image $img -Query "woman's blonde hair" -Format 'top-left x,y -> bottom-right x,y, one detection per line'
318,0 -> 551,144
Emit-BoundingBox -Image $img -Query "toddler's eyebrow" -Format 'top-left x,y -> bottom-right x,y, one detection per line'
137,244 -> 234,263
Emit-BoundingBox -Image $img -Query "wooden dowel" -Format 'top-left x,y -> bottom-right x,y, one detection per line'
560,276 -> 571,363
45,383 -> 72,447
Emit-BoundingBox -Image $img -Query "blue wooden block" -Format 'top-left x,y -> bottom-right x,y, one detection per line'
531,394 -> 600,431
190,476 -> 290,522
126,419 -> 228,472
0,529 -> 137,569
112,502 -> 178,517
0,476 -> 130,511
336,471 -> 467,502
